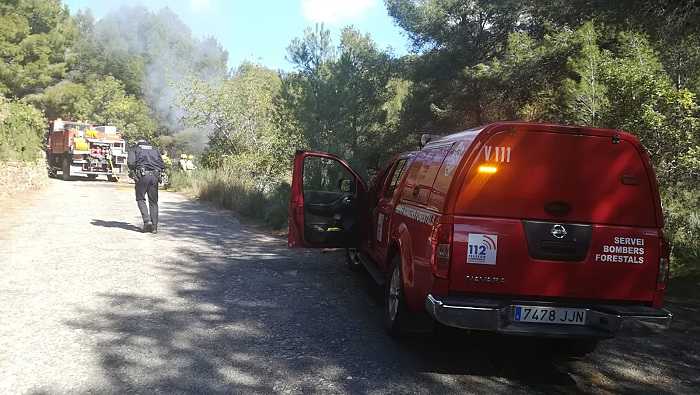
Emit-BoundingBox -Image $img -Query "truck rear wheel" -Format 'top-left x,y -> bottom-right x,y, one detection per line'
61,157 -> 71,181
107,175 -> 119,182
384,255 -> 411,337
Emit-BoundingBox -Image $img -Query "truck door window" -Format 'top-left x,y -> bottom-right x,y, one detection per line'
384,159 -> 408,198
303,157 -> 355,196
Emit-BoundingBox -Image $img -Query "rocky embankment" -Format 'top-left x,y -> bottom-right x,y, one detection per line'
0,160 -> 48,198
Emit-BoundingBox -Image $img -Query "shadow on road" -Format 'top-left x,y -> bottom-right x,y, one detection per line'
65,199 -> 700,393
91,219 -> 142,233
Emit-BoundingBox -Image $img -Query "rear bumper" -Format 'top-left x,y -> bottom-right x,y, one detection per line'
425,294 -> 672,338
66,164 -> 125,175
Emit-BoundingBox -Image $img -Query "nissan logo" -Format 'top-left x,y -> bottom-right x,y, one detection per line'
551,224 -> 567,239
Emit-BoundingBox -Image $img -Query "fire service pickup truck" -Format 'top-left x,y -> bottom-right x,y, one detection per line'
288,122 -> 672,353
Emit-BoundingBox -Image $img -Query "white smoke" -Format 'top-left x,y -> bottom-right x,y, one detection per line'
91,6 -> 229,134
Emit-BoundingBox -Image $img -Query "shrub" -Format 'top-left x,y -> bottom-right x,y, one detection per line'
0,98 -> 47,161
662,185 -> 700,277
169,168 -> 290,229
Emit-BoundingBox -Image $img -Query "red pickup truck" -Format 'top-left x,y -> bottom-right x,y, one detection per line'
288,122 -> 672,352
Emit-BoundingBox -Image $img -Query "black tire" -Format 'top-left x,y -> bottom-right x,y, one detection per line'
384,254 -> 411,337
345,248 -> 363,272
61,157 -> 71,181
47,154 -> 56,178
107,176 -> 119,182
87,174 -> 98,180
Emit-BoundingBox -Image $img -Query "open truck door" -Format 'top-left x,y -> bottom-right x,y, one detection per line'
288,150 -> 367,248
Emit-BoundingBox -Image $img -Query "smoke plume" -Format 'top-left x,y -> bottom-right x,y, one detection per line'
89,6 -> 229,137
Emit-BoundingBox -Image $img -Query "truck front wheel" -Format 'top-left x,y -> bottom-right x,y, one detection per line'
61,157 -> 71,181
384,255 -> 411,337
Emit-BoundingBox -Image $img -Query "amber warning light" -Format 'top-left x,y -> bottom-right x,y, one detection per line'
478,165 -> 498,174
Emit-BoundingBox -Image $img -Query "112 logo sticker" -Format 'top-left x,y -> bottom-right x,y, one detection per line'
467,233 -> 498,265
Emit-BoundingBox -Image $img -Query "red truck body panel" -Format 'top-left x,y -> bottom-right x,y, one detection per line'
448,218 -> 660,301
48,130 -> 73,154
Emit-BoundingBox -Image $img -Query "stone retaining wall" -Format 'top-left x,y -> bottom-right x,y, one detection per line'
0,160 -> 48,198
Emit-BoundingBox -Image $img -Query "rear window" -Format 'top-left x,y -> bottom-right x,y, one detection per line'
401,145 -> 451,206
453,130 -> 657,227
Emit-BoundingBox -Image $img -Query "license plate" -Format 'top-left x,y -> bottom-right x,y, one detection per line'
513,305 -> 586,325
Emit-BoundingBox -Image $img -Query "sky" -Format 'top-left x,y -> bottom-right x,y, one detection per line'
64,0 -> 412,71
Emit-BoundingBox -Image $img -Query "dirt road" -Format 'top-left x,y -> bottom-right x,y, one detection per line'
1,179 -> 698,394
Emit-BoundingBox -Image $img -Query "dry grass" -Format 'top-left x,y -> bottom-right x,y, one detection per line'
169,168 -> 289,229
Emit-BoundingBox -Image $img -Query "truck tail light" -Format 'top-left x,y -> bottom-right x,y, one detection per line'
430,223 -> 452,279
657,235 -> 670,290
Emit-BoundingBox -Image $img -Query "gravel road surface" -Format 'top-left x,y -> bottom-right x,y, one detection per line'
1,179 -> 698,394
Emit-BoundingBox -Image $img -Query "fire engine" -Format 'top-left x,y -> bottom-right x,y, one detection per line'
46,119 -> 128,181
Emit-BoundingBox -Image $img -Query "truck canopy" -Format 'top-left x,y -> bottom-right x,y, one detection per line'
444,123 -> 660,228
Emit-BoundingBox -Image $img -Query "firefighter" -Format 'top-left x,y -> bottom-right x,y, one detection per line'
185,154 -> 196,171
161,151 -> 172,169
127,140 -> 166,233
179,153 -> 188,172
160,151 -> 172,188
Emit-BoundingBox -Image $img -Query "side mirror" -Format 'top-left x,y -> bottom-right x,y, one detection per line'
339,178 -> 353,193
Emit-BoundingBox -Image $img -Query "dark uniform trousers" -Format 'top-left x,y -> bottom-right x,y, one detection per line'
135,173 -> 159,227
128,143 -> 165,229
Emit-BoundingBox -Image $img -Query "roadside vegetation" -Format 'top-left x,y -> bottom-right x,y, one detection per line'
169,169 -> 289,229
0,1 -> 698,276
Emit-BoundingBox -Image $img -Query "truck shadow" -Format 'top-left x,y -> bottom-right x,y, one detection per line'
62,198 -> 698,394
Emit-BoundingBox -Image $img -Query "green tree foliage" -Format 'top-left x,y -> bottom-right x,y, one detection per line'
0,97 -> 46,160
69,6 -> 229,132
180,63 -> 289,191
600,31 -> 700,185
663,186 -> 700,277
25,76 -> 157,141
283,25 -> 403,175
84,76 -> 157,142
24,80 -> 89,120
0,0 -> 76,98
68,10 -> 145,97
386,0 -> 527,129
530,1 -> 700,96
561,23 -> 609,127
